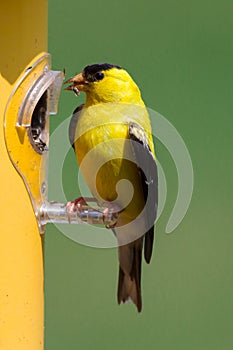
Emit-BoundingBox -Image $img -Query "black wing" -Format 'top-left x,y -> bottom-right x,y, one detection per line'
69,104 -> 84,149
129,122 -> 158,264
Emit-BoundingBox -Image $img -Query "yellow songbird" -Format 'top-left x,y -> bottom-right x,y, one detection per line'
65,63 -> 158,312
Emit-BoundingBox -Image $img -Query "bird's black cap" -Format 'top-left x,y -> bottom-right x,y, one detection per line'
83,63 -> 122,82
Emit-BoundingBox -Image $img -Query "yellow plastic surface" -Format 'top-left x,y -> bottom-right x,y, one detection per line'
0,1 -> 47,349
5,53 -> 51,233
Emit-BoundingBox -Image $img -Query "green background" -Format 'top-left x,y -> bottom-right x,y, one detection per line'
46,0 -> 233,349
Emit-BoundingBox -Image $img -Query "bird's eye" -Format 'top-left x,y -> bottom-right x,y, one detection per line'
95,72 -> 104,81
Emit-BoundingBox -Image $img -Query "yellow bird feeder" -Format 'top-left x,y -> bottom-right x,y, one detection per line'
0,3 -> 117,349
0,1 -> 62,349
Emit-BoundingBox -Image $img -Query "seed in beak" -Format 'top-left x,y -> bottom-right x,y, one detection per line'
73,87 -> 80,96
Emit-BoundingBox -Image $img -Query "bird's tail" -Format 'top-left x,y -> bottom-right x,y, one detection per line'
117,242 -> 142,312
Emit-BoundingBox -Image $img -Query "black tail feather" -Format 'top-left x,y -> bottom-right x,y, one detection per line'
117,242 -> 142,312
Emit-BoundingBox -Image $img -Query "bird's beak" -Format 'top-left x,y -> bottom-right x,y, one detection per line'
64,72 -> 88,96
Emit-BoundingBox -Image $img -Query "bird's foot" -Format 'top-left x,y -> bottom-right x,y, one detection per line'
66,197 -> 97,223
102,202 -> 121,229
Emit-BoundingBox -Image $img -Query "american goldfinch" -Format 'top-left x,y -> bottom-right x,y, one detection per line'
65,63 -> 158,312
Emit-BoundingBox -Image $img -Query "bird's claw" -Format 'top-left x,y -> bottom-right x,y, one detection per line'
66,197 -> 99,223
66,197 -> 88,223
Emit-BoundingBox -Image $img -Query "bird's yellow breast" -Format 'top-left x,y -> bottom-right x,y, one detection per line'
74,102 -> 154,166
73,102 -> 154,215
